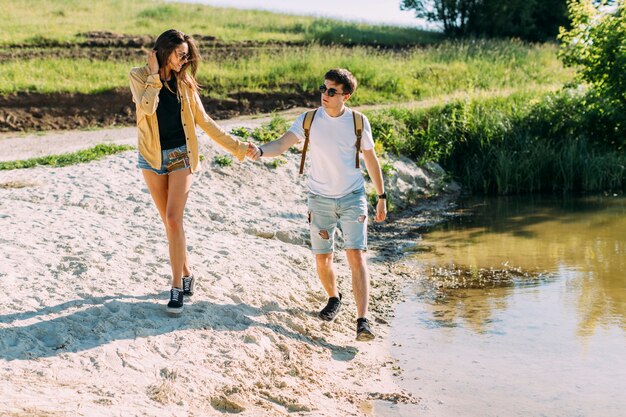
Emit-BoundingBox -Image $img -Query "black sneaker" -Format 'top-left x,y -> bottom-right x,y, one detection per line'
319,293 -> 342,321
182,275 -> 195,296
166,287 -> 183,315
356,318 -> 375,341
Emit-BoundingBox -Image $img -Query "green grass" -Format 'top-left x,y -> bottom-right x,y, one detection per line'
0,144 -> 134,170
230,116 -> 291,143
264,158 -> 287,169
0,59 -> 132,94
0,41 -> 572,102
213,154 -> 233,167
198,40 -> 570,104
367,91 -> 626,195
0,0 -> 439,46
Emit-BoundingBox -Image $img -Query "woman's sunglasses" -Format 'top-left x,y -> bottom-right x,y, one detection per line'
319,85 -> 348,97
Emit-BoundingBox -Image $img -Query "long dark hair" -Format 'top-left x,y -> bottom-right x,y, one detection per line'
153,29 -> 201,92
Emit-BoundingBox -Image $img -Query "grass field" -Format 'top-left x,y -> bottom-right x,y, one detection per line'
0,0 -> 439,46
0,41 -> 572,103
0,0 -> 573,102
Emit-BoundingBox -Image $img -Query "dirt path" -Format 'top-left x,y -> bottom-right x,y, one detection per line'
0,86 -> 543,163
0,107 -> 308,162
0,89 -> 318,133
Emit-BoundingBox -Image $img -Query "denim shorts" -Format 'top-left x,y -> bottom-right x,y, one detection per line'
307,187 -> 368,254
137,145 -> 191,175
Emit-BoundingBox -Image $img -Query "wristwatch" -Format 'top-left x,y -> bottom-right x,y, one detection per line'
377,192 -> 387,200
259,147 -> 264,157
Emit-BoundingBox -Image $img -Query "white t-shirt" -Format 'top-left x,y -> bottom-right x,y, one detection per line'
288,107 -> 375,198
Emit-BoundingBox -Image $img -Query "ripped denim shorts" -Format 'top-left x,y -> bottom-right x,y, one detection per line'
307,187 -> 368,254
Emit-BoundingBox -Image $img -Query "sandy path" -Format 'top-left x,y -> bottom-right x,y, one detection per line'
0,122 -> 455,415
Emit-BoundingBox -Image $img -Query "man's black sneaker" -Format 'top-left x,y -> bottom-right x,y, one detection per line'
166,287 -> 184,315
319,293 -> 342,321
356,317 -> 375,341
182,275 -> 195,296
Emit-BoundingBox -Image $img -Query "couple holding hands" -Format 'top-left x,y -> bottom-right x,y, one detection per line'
129,29 -> 387,341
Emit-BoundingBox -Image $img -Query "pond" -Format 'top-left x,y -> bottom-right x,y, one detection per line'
377,195 -> 626,417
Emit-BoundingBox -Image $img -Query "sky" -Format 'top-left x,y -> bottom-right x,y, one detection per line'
172,0 -> 432,28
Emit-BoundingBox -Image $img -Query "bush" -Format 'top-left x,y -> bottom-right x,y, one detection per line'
251,115 -> 290,143
213,155 -> 233,167
559,1 -> 626,150
367,91 -> 626,195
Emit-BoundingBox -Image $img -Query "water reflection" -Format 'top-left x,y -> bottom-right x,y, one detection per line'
414,195 -> 626,336
382,196 -> 626,417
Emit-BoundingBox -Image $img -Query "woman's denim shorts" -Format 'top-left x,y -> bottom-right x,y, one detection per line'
137,145 -> 191,175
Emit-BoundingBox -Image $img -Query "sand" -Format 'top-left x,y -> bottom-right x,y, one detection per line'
0,121 -> 457,416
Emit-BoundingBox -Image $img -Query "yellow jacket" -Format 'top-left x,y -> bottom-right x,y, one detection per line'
129,66 -> 248,173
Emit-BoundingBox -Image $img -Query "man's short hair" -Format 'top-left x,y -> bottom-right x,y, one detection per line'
324,68 -> 358,94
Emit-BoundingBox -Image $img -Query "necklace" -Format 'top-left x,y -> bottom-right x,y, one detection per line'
162,78 -> 179,102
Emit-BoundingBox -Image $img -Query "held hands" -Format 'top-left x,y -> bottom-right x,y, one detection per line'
147,50 -> 159,75
246,142 -> 261,161
375,198 -> 387,223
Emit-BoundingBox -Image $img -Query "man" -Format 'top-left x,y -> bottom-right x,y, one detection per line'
247,68 -> 387,341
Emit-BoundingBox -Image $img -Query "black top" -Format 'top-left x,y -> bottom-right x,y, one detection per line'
156,78 -> 186,150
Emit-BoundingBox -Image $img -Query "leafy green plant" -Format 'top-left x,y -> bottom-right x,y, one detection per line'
251,115 -> 289,143
264,158 -> 287,169
380,160 -> 396,176
230,126 -> 251,139
213,154 -> 233,167
559,1 -> 626,150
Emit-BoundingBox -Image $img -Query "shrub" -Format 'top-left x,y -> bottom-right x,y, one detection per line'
213,154 -> 233,167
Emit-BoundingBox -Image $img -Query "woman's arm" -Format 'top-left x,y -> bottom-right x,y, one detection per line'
129,70 -> 161,115
129,52 -> 162,115
192,91 -> 249,161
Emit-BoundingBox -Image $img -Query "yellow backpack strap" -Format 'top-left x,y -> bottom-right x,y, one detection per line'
299,109 -> 318,175
352,110 -> 364,169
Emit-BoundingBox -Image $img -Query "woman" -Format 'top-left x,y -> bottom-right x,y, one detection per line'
129,29 -> 257,315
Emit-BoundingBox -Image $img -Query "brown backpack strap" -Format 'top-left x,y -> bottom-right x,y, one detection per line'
299,109 -> 318,175
352,110 -> 364,169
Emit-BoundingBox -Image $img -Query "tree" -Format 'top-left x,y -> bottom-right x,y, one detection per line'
401,0 -> 569,41
400,0 -> 479,36
558,0 -> 626,149
559,1 -> 626,104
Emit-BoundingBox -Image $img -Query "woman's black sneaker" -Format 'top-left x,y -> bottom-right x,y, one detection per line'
319,293 -> 342,321
182,275 -> 195,296
356,317 -> 375,341
166,287 -> 184,315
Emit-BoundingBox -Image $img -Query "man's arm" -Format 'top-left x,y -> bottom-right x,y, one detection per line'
247,131 -> 300,160
362,148 -> 387,223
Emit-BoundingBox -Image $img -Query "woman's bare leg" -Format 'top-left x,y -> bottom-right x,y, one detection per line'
142,170 -> 192,282
164,168 -> 193,289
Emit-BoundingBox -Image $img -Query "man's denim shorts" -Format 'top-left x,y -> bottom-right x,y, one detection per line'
307,187 -> 368,254
137,145 -> 191,175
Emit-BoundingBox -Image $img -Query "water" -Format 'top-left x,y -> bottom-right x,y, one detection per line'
378,195 -> 626,417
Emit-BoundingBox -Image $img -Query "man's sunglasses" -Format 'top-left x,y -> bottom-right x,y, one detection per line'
319,85 -> 348,97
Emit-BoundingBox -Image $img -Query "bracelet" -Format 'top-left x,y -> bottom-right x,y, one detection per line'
259,147 -> 264,157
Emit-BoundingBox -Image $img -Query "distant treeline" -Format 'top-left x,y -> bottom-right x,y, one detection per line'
401,0 -> 569,41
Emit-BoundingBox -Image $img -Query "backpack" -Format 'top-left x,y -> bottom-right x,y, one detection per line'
298,108 -> 365,175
